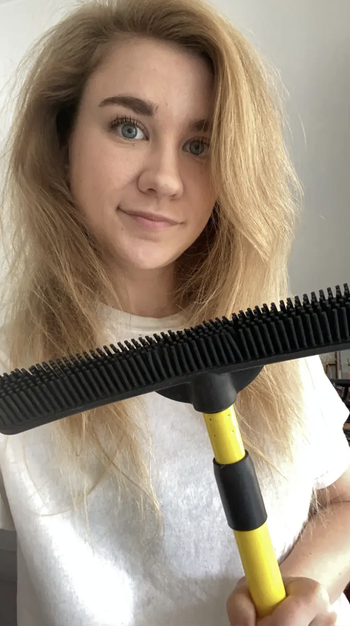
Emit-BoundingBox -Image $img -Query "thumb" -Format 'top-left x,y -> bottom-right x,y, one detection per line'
226,579 -> 257,626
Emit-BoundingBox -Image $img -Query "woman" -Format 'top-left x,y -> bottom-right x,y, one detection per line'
0,0 -> 349,624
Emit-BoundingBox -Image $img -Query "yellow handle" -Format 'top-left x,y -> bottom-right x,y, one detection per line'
203,406 -> 286,618
235,524 -> 286,617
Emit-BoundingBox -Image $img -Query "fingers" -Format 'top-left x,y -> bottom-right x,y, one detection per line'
226,577 -> 337,626
257,593 -> 312,626
258,596 -> 336,626
226,582 -> 257,626
309,612 -> 338,626
257,579 -> 335,626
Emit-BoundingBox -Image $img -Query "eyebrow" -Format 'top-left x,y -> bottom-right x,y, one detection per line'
99,94 -> 212,132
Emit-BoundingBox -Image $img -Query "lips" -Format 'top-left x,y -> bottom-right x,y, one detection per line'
118,207 -> 179,232
118,207 -> 179,225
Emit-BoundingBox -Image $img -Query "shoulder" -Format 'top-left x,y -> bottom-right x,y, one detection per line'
300,355 -> 349,424
298,355 -> 350,490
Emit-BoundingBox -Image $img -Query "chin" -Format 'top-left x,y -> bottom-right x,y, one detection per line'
129,259 -> 175,271
118,250 -> 178,272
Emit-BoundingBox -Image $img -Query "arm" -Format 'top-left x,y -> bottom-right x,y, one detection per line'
279,460 -> 350,604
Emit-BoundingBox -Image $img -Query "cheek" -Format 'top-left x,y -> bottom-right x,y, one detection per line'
71,140 -> 137,215
191,182 -> 216,228
71,124 -> 137,186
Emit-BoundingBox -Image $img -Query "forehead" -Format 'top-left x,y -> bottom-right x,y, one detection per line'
85,36 -> 214,123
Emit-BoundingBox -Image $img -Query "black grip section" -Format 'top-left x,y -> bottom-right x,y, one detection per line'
213,452 -> 267,531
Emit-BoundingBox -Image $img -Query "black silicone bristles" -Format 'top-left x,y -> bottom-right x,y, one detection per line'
0,283 -> 349,434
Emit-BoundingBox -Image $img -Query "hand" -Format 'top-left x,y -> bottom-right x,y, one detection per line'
226,576 -> 338,626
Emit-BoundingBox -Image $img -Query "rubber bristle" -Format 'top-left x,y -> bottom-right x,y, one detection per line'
0,284 -> 349,434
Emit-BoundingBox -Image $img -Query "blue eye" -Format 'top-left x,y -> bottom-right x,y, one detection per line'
109,116 -> 210,157
109,116 -> 145,140
187,139 -> 210,157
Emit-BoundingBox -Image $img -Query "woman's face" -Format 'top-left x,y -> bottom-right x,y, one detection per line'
68,36 -> 216,276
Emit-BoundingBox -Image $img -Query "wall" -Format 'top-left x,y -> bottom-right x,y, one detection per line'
219,0 -> 350,296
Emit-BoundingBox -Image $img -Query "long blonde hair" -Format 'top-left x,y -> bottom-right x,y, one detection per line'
0,0 -> 317,516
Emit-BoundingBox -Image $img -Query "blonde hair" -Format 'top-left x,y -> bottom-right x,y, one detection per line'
0,0 -> 324,518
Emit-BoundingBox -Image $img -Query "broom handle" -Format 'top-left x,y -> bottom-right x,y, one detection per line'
203,406 -> 286,619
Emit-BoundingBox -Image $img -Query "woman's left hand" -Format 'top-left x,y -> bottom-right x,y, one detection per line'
226,576 -> 338,626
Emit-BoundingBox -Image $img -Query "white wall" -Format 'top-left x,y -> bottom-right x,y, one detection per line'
218,0 -> 350,297
0,0 -> 349,299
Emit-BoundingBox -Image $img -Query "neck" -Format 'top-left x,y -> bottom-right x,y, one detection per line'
106,264 -> 180,318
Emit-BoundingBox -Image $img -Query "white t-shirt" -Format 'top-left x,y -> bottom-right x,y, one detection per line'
0,304 -> 350,626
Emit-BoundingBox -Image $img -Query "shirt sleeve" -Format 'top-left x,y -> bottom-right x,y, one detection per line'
0,465 -> 15,531
0,331 -> 16,531
300,355 -> 350,490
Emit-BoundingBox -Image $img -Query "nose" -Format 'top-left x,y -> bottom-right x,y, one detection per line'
137,143 -> 184,199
